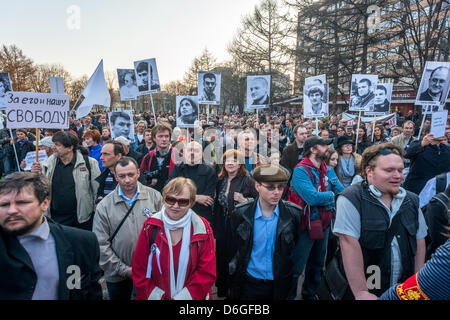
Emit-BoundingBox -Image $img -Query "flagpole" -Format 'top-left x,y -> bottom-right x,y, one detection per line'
10,129 -> 21,172
150,93 -> 157,125
355,111 -> 361,150
418,108 -> 428,140
371,117 -> 376,142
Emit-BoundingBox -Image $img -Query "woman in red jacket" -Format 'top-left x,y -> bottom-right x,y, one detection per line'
132,177 -> 216,300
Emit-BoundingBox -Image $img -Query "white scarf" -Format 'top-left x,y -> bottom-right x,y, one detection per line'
161,205 -> 192,298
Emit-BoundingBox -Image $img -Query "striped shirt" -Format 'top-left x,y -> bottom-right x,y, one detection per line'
379,238 -> 450,300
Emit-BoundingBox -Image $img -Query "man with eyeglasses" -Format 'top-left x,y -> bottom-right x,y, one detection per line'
333,143 -> 427,299
288,136 -> 340,300
228,164 -> 302,300
93,156 -> 162,300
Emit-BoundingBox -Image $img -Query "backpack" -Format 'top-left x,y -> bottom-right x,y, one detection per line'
436,172 -> 448,194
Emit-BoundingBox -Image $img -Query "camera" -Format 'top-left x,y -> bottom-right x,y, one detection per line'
144,169 -> 160,181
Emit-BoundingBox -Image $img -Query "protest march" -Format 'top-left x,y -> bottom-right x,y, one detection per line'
0,0 -> 449,308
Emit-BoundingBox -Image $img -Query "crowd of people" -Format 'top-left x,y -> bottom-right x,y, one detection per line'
0,108 -> 449,300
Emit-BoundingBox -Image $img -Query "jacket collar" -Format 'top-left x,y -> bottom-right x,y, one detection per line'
47,219 -> 74,300
112,182 -> 148,205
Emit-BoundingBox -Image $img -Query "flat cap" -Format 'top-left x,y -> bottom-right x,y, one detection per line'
253,164 -> 288,184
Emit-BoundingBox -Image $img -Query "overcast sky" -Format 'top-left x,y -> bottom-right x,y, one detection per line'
1,0 -> 262,85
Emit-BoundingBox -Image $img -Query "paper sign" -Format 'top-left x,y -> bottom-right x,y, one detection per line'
430,110 -> 448,138
24,150 -> 48,171
5,91 -> 69,129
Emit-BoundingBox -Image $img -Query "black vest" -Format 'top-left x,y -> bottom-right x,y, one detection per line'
339,182 -> 419,295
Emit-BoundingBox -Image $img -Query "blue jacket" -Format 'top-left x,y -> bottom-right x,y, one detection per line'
291,162 -> 341,220
89,144 -> 103,172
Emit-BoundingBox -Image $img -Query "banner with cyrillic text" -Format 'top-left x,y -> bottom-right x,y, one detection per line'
5,92 -> 69,129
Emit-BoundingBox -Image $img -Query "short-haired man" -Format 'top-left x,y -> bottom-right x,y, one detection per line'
351,78 -> 375,110
200,73 -> 218,103
93,157 -> 163,300
140,123 -> 177,193
307,86 -> 327,116
390,120 -> 416,178
289,136 -> 342,300
333,143 -> 428,299
110,112 -> 132,142
136,62 -> 149,92
114,136 -> 144,167
228,165 -> 302,299
167,141 -> 217,224
280,124 -> 308,177
419,66 -> 449,104
0,172 -> 103,300
373,85 -> 390,113
136,128 -> 155,156
249,77 -> 270,105
96,140 -> 125,203
30,131 -> 100,230
237,129 -> 268,175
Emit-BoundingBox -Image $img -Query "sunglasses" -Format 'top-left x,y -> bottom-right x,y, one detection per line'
260,184 -> 286,192
367,148 -> 401,163
164,196 -> 190,207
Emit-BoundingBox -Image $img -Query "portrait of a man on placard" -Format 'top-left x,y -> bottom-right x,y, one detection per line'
133,58 -> 161,95
349,74 -> 378,111
176,96 -> 199,128
416,62 -> 450,106
372,83 -> 392,114
117,69 -> 138,101
247,75 -> 270,109
108,111 -> 135,142
303,83 -> 329,118
198,72 -> 221,105
0,72 -> 12,110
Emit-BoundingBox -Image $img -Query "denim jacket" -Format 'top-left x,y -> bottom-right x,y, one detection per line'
292,163 -> 341,220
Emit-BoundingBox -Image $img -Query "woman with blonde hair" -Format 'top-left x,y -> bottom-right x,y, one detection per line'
132,177 -> 216,300
213,149 -> 258,298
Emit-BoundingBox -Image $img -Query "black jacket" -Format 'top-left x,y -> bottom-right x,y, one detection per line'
127,148 -> 144,167
168,163 -> 217,224
228,199 -> 302,300
404,141 -> 450,195
0,219 -> 103,300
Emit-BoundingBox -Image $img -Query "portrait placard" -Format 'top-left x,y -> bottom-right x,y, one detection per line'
246,75 -> 271,110
365,83 -> 392,115
108,111 -> 135,142
415,61 -> 450,107
198,71 -> 221,105
117,69 -> 138,101
133,58 -> 161,95
176,96 -> 199,128
0,72 -> 13,110
349,74 -> 378,112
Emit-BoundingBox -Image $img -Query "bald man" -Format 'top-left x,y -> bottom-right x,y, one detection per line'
419,66 -> 449,104
167,141 -> 217,224
249,77 -> 270,105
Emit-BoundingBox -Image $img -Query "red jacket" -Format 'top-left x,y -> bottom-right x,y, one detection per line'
132,210 -> 216,300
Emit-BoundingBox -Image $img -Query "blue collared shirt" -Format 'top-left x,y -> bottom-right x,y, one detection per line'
118,184 -> 140,207
246,200 -> 279,280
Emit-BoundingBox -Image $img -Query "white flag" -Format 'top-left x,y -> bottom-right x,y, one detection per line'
76,60 -> 111,119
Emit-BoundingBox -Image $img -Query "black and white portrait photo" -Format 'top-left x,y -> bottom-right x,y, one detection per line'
198,71 -> 221,105
349,74 -> 378,112
247,75 -> 271,109
0,72 -> 12,110
117,69 -> 138,101
133,58 -> 161,95
415,61 -> 450,107
108,111 -> 135,142
305,74 -> 328,105
303,83 -> 329,118
176,96 -> 199,128
366,83 -> 392,115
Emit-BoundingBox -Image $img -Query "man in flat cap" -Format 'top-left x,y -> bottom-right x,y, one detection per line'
228,164 -> 303,300
288,136 -> 343,300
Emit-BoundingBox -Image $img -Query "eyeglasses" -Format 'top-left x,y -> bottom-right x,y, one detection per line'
164,196 -> 190,207
260,184 -> 286,191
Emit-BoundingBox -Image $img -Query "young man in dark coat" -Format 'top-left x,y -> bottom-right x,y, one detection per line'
0,172 -> 103,300
228,164 -> 302,300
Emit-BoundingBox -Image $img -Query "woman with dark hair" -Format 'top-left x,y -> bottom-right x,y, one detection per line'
177,98 -> 199,126
335,136 -> 362,188
213,149 -> 258,298
373,125 -> 388,144
326,149 -> 344,190
355,126 -> 372,154
83,129 -> 103,171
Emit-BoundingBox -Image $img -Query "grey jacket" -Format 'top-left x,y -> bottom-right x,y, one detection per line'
93,182 -> 163,282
